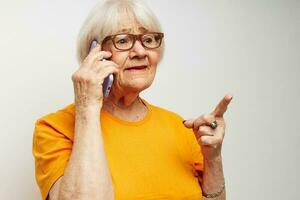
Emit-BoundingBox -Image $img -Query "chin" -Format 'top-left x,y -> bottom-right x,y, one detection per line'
124,79 -> 153,93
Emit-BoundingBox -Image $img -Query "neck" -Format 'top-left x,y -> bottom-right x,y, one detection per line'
102,88 -> 147,122
103,89 -> 140,109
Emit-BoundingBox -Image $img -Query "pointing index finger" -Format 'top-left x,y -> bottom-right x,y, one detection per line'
212,94 -> 233,117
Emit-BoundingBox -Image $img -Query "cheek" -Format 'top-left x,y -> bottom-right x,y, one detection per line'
111,51 -> 130,67
102,44 -> 127,65
148,51 -> 160,67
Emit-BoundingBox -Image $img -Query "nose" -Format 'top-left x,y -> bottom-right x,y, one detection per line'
129,40 -> 148,59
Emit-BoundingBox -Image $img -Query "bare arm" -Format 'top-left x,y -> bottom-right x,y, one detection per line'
48,105 -> 114,200
48,42 -> 119,200
54,105 -> 114,200
201,156 -> 226,200
183,95 -> 233,200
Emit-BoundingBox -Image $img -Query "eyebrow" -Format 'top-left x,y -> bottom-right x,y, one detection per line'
116,27 -> 149,34
139,27 -> 148,33
117,28 -> 131,33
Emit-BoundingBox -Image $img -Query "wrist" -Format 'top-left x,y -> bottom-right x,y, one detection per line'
202,182 -> 225,198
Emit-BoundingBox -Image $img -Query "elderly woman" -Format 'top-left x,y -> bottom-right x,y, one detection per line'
32,0 -> 232,199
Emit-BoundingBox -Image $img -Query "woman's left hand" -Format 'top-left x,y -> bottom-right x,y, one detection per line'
183,95 -> 233,161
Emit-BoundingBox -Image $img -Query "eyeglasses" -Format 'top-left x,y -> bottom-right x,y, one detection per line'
102,32 -> 164,51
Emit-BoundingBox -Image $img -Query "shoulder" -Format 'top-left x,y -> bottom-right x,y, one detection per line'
34,103 -> 75,139
143,99 -> 185,123
36,103 -> 75,123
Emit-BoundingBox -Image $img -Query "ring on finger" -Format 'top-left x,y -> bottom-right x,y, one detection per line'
210,120 -> 218,129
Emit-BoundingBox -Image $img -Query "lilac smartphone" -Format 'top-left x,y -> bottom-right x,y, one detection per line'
90,40 -> 114,97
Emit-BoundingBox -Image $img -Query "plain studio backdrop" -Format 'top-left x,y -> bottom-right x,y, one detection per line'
0,0 -> 299,199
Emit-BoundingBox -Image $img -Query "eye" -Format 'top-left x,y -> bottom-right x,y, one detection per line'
143,37 -> 153,43
116,38 -> 129,44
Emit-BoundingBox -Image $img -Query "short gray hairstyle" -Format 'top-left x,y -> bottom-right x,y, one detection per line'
76,0 -> 164,63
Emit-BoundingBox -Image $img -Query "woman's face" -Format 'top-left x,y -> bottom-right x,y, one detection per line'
102,15 -> 162,95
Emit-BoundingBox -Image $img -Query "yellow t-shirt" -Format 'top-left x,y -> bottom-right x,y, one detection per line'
32,98 -> 204,200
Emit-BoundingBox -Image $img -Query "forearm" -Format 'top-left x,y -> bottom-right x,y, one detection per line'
202,155 -> 226,200
58,105 -> 114,200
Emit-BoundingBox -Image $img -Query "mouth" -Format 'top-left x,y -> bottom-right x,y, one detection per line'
125,65 -> 148,71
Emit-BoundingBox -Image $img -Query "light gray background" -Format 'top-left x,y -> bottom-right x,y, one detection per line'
0,0 -> 299,199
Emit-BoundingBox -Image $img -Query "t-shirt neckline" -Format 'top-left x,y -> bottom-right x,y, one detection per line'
100,98 -> 152,126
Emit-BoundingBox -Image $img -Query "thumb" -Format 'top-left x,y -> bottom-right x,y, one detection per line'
183,119 -> 194,128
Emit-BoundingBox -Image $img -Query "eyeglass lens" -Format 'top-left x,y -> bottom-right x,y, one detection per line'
113,33 -> 162,50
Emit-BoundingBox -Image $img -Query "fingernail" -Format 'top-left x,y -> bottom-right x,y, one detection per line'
182,120 -> 186,124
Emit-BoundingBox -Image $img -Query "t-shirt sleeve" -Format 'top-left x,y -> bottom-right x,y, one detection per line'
32,116 -> 73,200
172,113 -> 204,176
182,126 -> 204,177
183,122 -> 203,172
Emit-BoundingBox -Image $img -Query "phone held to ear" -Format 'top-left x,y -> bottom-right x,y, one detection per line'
90,40 -> 114,97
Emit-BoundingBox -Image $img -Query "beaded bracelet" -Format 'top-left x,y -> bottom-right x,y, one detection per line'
202,183 -> 225,198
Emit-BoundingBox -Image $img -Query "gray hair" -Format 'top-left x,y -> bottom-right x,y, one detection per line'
76,0 -> 164,63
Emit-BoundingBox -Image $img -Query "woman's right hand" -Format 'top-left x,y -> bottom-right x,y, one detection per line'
71,43 -> 120,108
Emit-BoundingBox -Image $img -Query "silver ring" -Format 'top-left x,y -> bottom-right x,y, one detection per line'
210,121 -> 218,129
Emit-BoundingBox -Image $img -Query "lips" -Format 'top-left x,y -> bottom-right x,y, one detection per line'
125,65 -> 148,70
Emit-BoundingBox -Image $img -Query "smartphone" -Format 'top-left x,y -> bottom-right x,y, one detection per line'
90,40 -> 114,97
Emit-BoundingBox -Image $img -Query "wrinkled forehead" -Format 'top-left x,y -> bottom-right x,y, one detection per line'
115,10 -> 150,34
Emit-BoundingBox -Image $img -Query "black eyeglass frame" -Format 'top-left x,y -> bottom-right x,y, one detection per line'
101,32 -> 164,51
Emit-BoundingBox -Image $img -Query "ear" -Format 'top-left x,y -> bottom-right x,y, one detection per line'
101,41 -> 112,52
